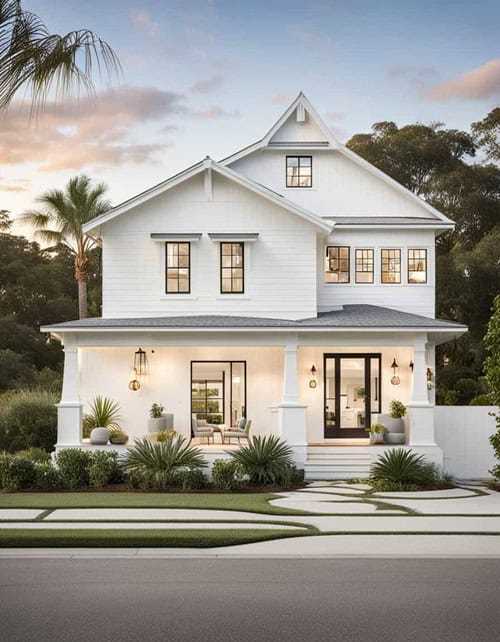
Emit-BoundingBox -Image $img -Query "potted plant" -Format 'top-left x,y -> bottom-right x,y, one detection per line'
85,396 -> 123,445
109,429 -> 129,445
367,423 -> 386,445
148,403 -> 166,433
157,429 -> 177,442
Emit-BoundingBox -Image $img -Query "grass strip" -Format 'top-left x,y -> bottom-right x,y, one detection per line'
0,528 -> 310,548
0,492 -> 309,515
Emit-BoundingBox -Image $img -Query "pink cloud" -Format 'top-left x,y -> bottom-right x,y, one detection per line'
0,85 -> 185,172
129,9 -> 160,37
270,93 -> 292,104
426,59 -> 500,101
193,105 -> 240,119
188,74 -> 224,94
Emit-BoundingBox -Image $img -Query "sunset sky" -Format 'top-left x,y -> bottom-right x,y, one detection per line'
1,0 -> 499,230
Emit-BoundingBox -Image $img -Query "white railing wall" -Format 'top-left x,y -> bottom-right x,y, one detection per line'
434,406 -> 498,479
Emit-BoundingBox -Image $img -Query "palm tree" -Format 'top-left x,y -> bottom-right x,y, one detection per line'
22,175 -> 111,319
0,0 -> 120,111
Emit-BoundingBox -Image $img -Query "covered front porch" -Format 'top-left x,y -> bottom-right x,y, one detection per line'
51,324 -> 446,476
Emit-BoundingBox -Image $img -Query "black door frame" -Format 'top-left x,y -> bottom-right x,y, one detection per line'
323,353 -> 381,438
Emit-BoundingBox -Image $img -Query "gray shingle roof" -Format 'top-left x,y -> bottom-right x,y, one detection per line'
42,305 -> 466,331
327,217 -> 452,226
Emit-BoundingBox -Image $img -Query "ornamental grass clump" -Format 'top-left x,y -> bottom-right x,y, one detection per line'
227,435 -> 295,486
124,436 -> 207,489
370,448 -> 453,490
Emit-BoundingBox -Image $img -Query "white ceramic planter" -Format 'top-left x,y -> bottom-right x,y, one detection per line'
90,427 -> 110,445
385,433 -> 405,444
148,417 -> 167,433
369,432 -> 385,445
378,414 -> 405,434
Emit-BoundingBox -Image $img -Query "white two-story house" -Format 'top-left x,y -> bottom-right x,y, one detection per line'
42,93 -> 467,478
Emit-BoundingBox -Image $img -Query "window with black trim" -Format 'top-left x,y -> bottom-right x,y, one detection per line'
325,246 -> 350,283
381,249 -> 401,284
166,242 -> 190,293
286,156 -> 312,187
220,242 -> 244,293
408,249 -> 427,283
355,249 -> 374,283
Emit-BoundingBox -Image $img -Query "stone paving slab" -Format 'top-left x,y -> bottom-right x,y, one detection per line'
373,488 -> 477,499
379,495 -> 500,515
309,487 -> 366,496
269,500 -> 402,514
276,491 -> 363,502
0,522 -> 305,531
44,509 -> 300,522
0,509 -> 44,520
290,515 -> 500,533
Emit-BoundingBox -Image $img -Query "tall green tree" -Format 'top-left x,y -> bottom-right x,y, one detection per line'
0,0 -> 120,111
484,296 -> 500,480
472,108 -> 500,163
22,175 -> 110,319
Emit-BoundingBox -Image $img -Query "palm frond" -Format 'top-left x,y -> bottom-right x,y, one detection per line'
85,396 -> 122,430
370,448 -> 427,484
228,435 -> 294,486
0,0 -> 121,112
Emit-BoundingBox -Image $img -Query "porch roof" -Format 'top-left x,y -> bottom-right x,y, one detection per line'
41,304 -> 467,334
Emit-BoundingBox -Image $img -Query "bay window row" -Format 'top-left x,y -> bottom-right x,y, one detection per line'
325,247 -> 428,284
166,242 -> 244,294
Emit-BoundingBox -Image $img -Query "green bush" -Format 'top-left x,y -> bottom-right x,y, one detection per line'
228,435 -> 295,486
56,449 -> 92,489
157,430 -> 176,442
0,451 -> 13,488
34,462 -> 62,490
371,448 -> 452,489
125,437 -> 207,489
15,447 -> 51,463
89,451 -> 121,488
177,468 -> 207,490
2,456 -> 36,490
0,389 -> 57,451
211,459 -> 246,490
469,394 -> 492,406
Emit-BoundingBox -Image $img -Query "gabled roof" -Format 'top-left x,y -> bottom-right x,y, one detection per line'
220,92 -> 454,225
83,156 -> 332,234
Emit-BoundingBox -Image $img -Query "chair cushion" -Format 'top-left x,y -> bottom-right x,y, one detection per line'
238,417 -> 247,430
197,419 -> 208,426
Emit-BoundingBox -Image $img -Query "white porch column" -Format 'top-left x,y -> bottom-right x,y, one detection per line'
407,334 -> 436,447
56,335 -> 83,448
277,340 -> 307,468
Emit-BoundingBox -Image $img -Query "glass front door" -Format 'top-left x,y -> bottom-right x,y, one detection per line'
324,353 -> 381,438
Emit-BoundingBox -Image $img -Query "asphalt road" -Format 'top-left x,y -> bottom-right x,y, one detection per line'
1,558 -> 499,641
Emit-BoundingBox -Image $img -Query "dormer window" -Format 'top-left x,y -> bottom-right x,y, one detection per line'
286,156 -> 312,188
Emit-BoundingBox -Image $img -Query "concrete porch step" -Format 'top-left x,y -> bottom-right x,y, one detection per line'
304,447 -> 372,480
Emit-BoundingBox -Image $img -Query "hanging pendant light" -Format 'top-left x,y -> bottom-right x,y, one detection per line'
134,348 -> 147,377
390,358 -> 400,385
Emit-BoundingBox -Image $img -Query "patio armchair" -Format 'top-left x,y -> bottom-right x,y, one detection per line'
222,419 -> 252,445
191,418 -> 214,444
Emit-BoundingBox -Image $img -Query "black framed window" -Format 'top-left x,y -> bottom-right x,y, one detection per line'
220,242 -> 244,293
325,246 -> 350,283
408,249 -> 427,283
286,155 -> 312,187
166,242 -> 190,293
355,249 -> 374,283
381,249 -> 401,284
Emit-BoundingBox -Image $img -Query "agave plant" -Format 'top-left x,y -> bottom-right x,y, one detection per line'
227,435 -> 294,486
83,396 -> 122,431
370,448 -> 427,484
125,436 -> 207,488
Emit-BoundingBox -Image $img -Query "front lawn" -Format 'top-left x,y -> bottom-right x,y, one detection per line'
0,491 -> 309,515
0,528 -> 310,548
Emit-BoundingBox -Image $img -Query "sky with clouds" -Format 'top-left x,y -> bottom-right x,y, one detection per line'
1,0 -> 499,226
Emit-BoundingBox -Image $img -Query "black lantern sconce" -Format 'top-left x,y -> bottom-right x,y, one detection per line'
309,364 -> 318,389
390,358 -> 400,386
128,347 -> 148,391
427,367 -> 434,389
409,361 -> 414,372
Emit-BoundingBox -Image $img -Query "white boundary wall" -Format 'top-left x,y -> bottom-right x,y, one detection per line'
435,406 -> 498,479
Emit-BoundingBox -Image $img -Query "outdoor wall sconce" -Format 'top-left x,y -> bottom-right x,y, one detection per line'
134,347 -> 148,377
309,364 -> 318,389
409,360 -> 414,372
390,358 -> 400,385
427,367 -> 434,389
128,347 -> 148,391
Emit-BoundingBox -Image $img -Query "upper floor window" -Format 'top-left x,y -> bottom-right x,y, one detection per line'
220,242 -> 244,293
166,242 -> 190,293
381,249 -> 401,284
408,249 -> 427,283
325,246 -> 350,283
355,249 -> 374,283
286,156 -> 312,188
